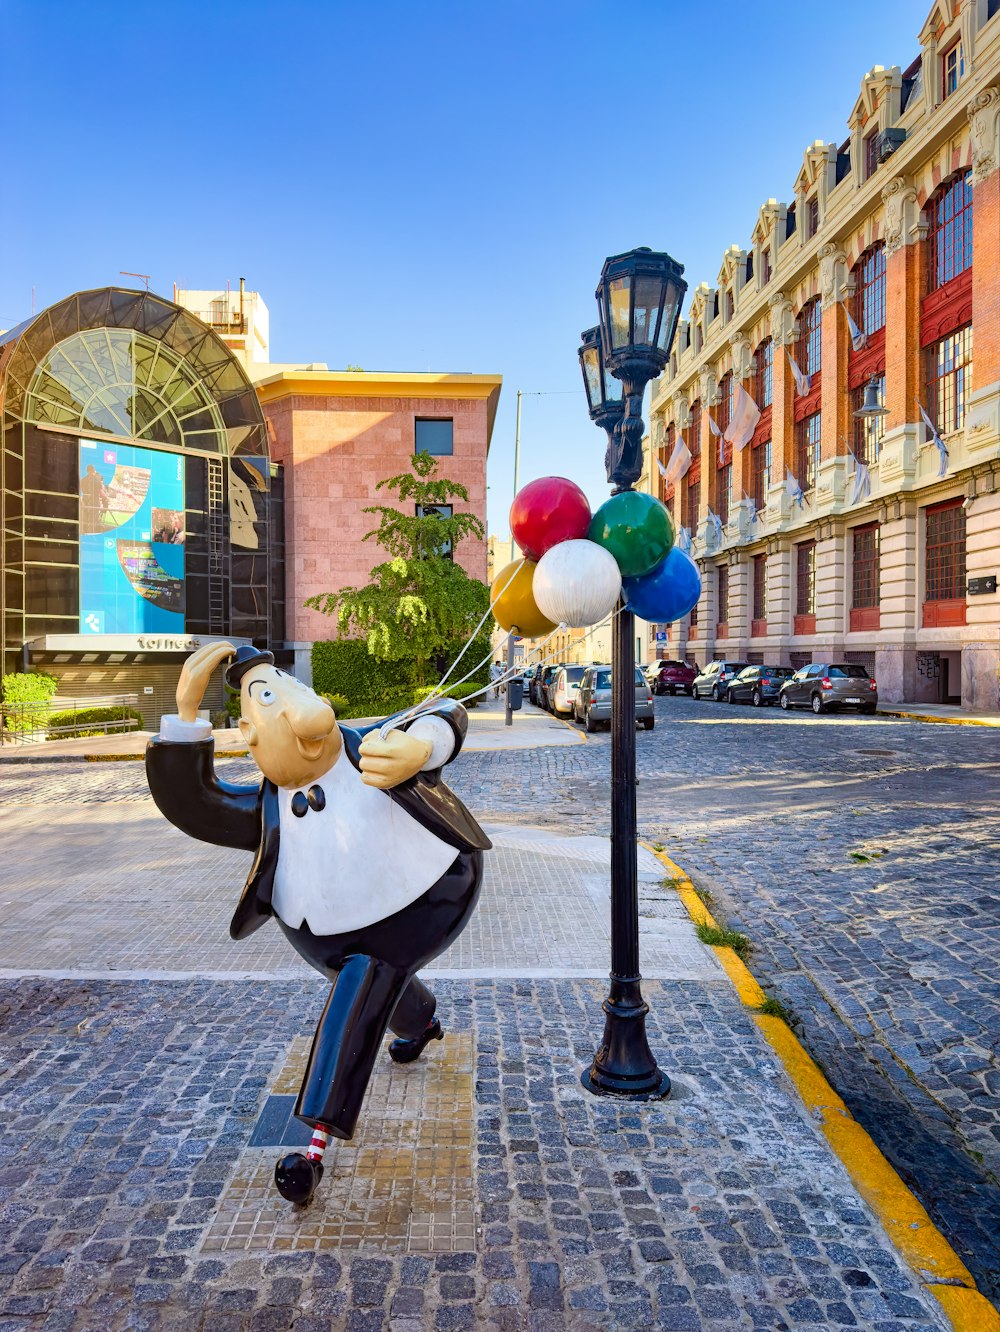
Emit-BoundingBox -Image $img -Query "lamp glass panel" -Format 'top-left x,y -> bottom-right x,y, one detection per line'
633,276 -> 664,347
656,290 -> 681,351
582,346 -> 602,409
604,369 -> 623,401
608,276 -> 631,349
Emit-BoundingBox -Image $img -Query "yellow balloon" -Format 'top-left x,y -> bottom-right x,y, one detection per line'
491,559 -> 557,637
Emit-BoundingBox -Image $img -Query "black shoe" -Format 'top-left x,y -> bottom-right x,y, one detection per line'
388,1017 -> 444,1064
274,1152 -> 323,1205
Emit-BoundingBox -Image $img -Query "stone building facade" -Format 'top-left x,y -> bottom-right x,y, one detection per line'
650,0 -> 1000,708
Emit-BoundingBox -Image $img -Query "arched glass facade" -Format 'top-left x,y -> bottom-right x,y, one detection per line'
0,287 -> 283,677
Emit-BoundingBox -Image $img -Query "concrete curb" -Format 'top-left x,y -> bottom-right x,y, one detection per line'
643,843 -> 1000,1332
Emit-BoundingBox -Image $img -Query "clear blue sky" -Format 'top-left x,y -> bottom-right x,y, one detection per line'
2,0 -> 924,536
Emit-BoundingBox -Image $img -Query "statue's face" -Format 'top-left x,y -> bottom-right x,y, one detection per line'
238,665 -> 341,788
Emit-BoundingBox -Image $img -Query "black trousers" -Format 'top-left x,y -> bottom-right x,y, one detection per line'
276,849 -> 482,1138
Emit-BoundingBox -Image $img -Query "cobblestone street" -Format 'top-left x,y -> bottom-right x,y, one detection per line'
0,699 -> 997,1325
451,699 -> 1000,1303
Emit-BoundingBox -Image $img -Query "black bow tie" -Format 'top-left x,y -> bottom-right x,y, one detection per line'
291,785 -> 326,817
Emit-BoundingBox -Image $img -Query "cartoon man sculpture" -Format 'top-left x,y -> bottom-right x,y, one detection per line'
145,641 -> 490,1205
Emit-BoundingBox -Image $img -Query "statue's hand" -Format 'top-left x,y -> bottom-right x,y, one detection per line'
358,729 -> 432,790
176,641 -> 236,723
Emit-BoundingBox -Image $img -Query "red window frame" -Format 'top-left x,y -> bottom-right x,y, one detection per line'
717,373 -> 733,437
687,399 -> 702,460
752,439 -> 771,512
928,172 -> 973,289
685,475 -> 700,532
853,244 -> 886,336
796,413 -> 821,493
796,541 -> 816,631
717,564 -> 729,627
717,462 -> 732,525
798,299 -> 822,375
924,498 -> 966,606
752,553 -> 768,629
926,325 -> 973,435
755,339 -> 773,408
806,196 -> 819,238
852,523 -> 880,612
941,41 -> 964,98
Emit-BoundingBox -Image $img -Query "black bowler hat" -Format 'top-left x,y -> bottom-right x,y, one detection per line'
225,645 -> 275,689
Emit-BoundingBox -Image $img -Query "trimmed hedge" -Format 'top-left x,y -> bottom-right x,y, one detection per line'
312,634 -> 492,716
1,671 -> 58,732
47,705 -> 144,740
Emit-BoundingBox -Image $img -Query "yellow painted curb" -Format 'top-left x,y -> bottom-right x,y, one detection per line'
550,710 -> 587,743
880,709 -> 999,728
641,841 -> 990,1329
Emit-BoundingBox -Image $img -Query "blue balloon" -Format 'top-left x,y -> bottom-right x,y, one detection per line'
622,546 -> 702,623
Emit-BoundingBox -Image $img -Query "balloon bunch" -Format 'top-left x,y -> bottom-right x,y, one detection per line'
492,476 -> 702,635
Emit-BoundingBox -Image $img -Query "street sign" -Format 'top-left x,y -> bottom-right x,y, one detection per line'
655,631 -> 667,642
967,575 -> 996,595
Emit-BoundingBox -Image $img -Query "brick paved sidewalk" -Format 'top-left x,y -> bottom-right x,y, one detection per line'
0,751 -> 964,1329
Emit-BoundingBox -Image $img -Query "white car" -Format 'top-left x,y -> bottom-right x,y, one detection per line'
549,665 -> 589,716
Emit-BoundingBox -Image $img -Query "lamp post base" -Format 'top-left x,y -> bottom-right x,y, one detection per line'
580,979 -> 671,1100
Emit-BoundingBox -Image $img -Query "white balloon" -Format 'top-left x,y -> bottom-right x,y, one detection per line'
533,539 -> 622,628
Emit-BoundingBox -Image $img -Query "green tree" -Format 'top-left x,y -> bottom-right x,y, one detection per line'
305,452 -> 489,679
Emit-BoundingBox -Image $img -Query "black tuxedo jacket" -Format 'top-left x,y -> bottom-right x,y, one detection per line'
145,699 -> 491,941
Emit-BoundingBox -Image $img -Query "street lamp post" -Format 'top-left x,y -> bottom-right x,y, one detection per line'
578,247 -> 687,1100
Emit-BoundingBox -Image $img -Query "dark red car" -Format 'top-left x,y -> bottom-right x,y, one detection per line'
647,660 -> 697,696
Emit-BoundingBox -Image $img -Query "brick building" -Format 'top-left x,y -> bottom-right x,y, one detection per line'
650,0 -> 1000,709
256,370 -> 500,679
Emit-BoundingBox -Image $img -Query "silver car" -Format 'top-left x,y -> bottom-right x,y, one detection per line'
778,663 -> 879,714
692,660 -> 750,701
573,666 -> 655,732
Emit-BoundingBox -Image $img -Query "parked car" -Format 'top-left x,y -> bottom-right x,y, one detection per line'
528,665 -> 545,706
648,660 -> 697,696
537,663 -> 565,711
778,663 -> 879,714
573,666 -> 655,731
726,665 -> 794,706
550,664 -> 589,716
691,660 -> 751,701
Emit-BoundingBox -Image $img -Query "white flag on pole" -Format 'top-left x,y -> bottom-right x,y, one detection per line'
784,472 -> 806,509
723,383 -> 761,452
841,300 -> 867,352
707,415 -> 722,437
850,460 -> 871,506
659,436 -> 692,486
785,346 -> 811,397
917,401 -> 949,477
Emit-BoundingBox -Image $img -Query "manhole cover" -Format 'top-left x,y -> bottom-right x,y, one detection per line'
858,749 -> 897,756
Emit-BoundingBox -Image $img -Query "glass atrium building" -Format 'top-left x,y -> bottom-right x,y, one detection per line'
0,287 -> 285,720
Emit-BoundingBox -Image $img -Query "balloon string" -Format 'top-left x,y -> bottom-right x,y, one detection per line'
379,558 -> 527,737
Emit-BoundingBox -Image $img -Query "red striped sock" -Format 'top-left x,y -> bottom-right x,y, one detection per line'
306,1126 -> 330,1162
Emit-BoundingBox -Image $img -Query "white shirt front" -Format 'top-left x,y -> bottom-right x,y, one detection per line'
270,749 -> 459,936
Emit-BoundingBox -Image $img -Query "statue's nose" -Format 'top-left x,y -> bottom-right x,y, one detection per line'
286,692 -> 336,739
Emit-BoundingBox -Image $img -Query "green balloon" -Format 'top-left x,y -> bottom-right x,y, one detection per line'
589,491 -> 675,578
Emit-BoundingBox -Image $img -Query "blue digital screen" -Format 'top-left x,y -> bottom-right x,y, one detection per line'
78,440 -> 186,633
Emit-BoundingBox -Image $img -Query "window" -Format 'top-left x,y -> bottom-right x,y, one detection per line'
718,565 -> 729,624
927,325 -> 973,434
798,299 -> 822,375
942,41 -> 964,97
416,503 -> 453,558
752,440 -> 771,512
928,172 -> 973,288
806,196 -> 820,238
864,131 -> 880,181
797,413 -> 821,493
717,463 -> 732,525
694,324 -> 703,354
853,244 -> 886,336
725,289 -> 734,322
852,377 -> 886,465
687,400 -> 702,459
925,500 -> 966,603
755,339 -> 773,408
752,554 -> 768,623
685,475 -> 700,531
796,542 -> 816,616
415,418 -> 453,455
852,524 -> 880,609
760,248 -> 771,286
717,373 -> 734,437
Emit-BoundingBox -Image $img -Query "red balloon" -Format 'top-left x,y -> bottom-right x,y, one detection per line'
510,477 -> 592,561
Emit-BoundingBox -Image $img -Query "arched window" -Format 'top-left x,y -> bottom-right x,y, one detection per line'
928,172 -> 973,289
717,373 -> 734,436
797,299 -> 822,376
853,244 -> 886,336
754,339 -> 773,407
